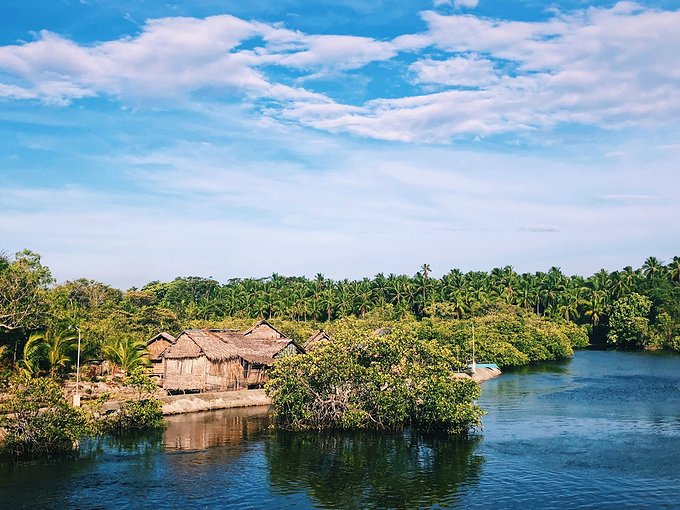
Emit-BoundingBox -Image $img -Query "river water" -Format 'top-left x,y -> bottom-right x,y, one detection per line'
1,350 -> 679,509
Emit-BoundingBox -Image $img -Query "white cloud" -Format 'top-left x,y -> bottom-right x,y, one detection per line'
410,55 -> 497,87
1,4 -> 680,142
286,3 -> 680,141
433,0 -> 479,8
264,34 -> 398,73
456,0 -> 479,7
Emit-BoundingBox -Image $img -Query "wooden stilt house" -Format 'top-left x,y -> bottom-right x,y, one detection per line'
146,332 -> 176,379
162,326 -> 304,393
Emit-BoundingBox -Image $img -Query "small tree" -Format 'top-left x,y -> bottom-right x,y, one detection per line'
18,329 -> 77,378
100,368 -> 164,434
103,336 -> 150,374
607,293 -> 652,349
0,376 -> 89,457
0,250 -> 52,333
266,323 -> 483,435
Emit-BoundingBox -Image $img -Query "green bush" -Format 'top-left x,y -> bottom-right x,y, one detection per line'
561,322 -> 590,349
607,293 -> 652,349
100,398 -> 164,435
0,376 -> 91,457
98,368 -> 164,435
266,326 -> 483,435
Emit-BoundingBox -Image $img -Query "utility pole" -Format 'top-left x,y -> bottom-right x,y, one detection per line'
471,324 -> 476,374
71,325 -> 82,407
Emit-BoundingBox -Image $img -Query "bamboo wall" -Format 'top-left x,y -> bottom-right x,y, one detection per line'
244,361 -> 268,387
205,359 -> 245,391
274,343 -> 301,358
164,357 -> 208,391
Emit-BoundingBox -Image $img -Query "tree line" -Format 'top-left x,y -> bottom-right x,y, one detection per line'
1,250 -> 679,379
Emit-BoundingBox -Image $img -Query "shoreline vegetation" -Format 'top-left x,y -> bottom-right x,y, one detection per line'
2,249 -> 679,455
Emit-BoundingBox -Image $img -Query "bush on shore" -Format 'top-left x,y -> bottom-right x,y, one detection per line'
0,369 -> 164,457
0,376 -> 91,457
266,323 -> 483,435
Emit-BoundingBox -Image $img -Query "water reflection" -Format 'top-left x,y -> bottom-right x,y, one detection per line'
266,430 -> 483,508
163,406 -> 271,450
3,351 -> 680,509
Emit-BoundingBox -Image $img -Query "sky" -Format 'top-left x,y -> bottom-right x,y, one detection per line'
0,0 -> 679,288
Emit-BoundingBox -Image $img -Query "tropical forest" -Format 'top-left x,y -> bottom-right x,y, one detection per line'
2,250 -> 679,380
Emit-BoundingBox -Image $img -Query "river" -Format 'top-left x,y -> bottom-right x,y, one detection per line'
1,350 -> 679,509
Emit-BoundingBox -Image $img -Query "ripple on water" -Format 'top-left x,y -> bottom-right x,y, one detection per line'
2,351 -> 680,509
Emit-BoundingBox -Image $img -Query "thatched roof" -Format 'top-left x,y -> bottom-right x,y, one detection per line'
305,329 -> 331,351
243,319 -> 286,339
162,327 -> 304,365
163,330 -> 240,362
146,332 -> 176,346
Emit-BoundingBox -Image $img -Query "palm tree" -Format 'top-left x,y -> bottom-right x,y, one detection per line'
516,277 -> 537,311
558,287 -> 586,322
19,330 -> 78,378
584,291 -> 607,327
103,337 -> 150,374
642,256 -> 663,279
18,332 -> 44,377
667,256 -> 680,284
419,263 -> 432,310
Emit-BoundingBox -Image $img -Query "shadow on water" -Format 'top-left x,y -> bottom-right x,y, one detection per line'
501,356 -> 573,376
266,429 -> 484,509
0,429 -> 166,509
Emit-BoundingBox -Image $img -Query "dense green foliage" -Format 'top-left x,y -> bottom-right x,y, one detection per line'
1,250 -> 679,378
100,399 -> 165,435
266,321 -> 484,434
0,372 -> 164,457
100,368 -> 165,435
266,312 -> 587,433
607,293 -> 652,349
0,376 -> 90,457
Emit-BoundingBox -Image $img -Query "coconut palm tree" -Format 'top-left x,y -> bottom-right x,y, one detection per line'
584,291 -> 607,327
18,332 -> 44,377
667,256 -> 680,284
558,287 -> 586,322
19,329 -> 77,378
642,256 -> 664,279
103,336 -> 150,374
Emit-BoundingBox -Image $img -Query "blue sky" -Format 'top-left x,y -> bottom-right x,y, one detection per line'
1,0 -> 679,287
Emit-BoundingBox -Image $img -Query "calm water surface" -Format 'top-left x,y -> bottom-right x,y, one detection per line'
1,350 -> 679,509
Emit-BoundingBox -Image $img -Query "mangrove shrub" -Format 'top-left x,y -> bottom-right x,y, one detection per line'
100,368 -> 165,434
266,323 -> 483,435
0,376 -> 91,457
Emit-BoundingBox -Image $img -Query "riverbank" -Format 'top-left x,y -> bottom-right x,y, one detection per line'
159,367 -> 502,416
160,389 -> 271,415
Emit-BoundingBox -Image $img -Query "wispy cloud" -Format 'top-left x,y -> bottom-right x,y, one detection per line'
600,194 -> 656,201
517,225 -> 561,233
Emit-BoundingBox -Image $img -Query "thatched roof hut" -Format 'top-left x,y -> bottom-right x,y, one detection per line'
146,332 -> 176,361
305,329 -> 331,351
243,319 -> 286,339
162,326 -> 304,393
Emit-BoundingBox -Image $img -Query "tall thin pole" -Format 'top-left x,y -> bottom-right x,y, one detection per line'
76,326 -> 81,395
471,324 -> 476,373
73,325 -> 82,407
